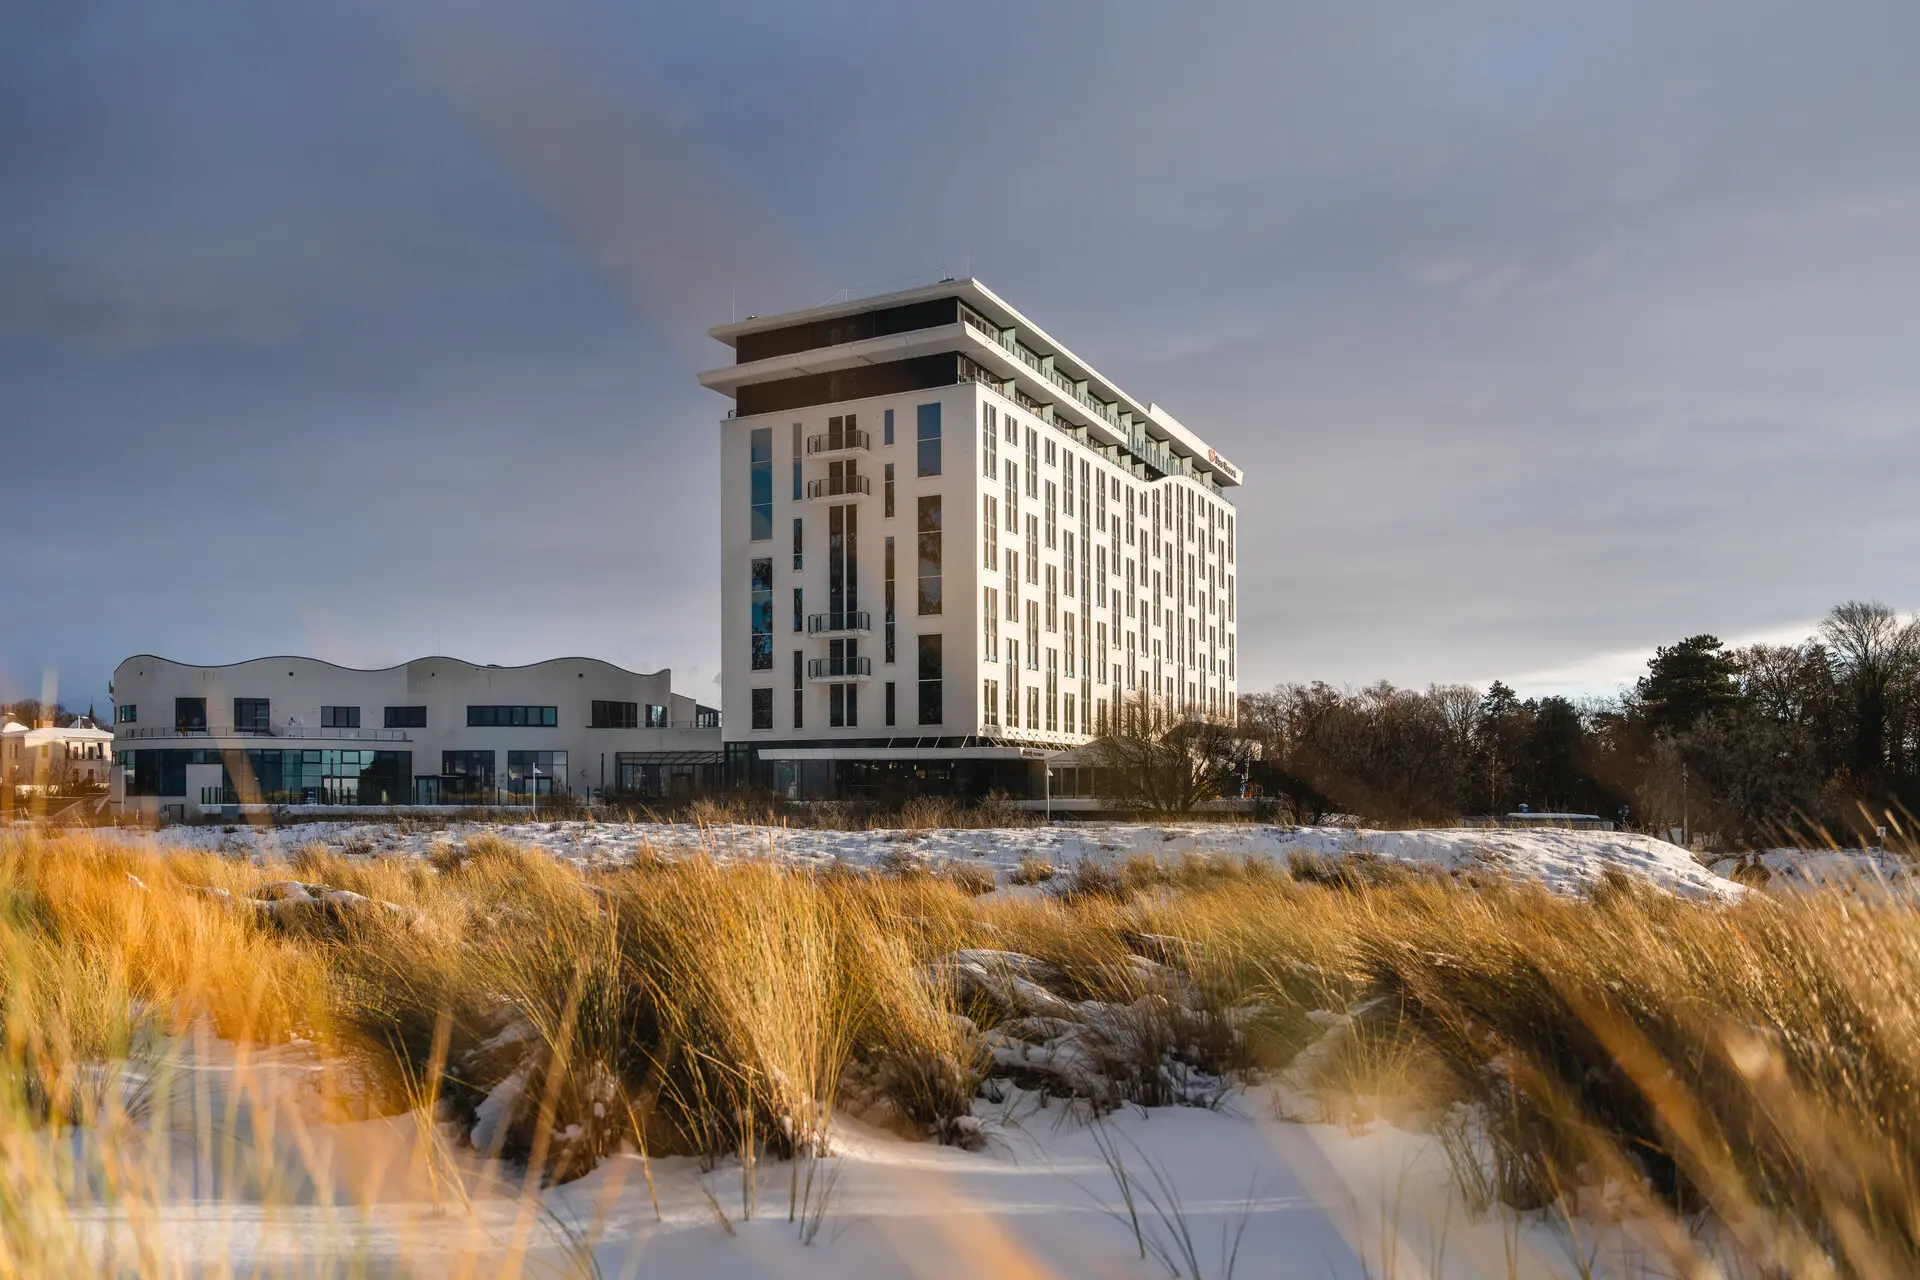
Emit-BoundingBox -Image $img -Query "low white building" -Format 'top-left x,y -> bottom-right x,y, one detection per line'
110,655 -> 720,820
2,717 -> 115,796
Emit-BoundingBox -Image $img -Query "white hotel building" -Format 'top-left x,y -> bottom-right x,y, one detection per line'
702,279 -> 1243,800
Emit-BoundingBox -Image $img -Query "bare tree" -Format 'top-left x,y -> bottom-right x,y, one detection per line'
1822,601 -> 1920,798
1090,694 -> 1247,814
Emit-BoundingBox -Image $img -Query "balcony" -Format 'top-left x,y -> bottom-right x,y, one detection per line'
807,611 -> 872,636
805,428 -> 870,457
806,656 -> 873,682
117,725 -> 411,742
804,474 -> 871,502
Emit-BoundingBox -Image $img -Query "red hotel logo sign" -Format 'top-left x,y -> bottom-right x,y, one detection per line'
1207,449 -> 1241,482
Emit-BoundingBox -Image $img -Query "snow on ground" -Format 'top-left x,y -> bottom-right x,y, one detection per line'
58,1032 -> 1651,1278
116,819 -> 1742,899
1710,847 -> 1919,894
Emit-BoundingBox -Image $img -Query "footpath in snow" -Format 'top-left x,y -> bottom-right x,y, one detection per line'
121,819 -> 1742,899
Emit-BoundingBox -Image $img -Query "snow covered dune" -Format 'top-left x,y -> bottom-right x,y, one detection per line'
130,819 -> 1740,899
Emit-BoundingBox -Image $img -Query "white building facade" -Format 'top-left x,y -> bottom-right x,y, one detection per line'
701,279 -> 1243,800
110,655 -> 720,820
2,717 -> 114,798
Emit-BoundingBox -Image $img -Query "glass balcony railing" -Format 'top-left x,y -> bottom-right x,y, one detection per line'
805,428 -> 870,455
804,474 -> 871,500
806,656 -> 873,680
806,611 -> 872,635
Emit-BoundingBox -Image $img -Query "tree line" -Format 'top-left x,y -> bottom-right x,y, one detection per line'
1101,601 -> 1920,848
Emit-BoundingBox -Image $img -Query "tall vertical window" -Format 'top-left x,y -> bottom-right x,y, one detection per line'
884,462 -> 895,518
1046,649 -> 1059,732
1064,613 -> 1076,677
751,687 -> 773,730
916,495 -> 942,615
750,558 -> 774,670
791,422 -> 803,500
883,535 -> 897,663
917,634 -> 943,725
1045,482 -> 1057,548
1026,515 -> 1038,582
885,681 -> 897,726
749,428 -> 773,540
884,408 -> 895,446
1046,565 -> 1058,633
1004,461 -> 1018,531
984,588 -> 999,660
1063,531 -> 1075,599
982,404 -> 997,478
1027,601 -> 1039,665
1006,549 -> 1019,617
792,587 -> 803,632
792,517 -> 803,571
1025,428 -> 1038,497
983,495 -> 997,568
984,678 -> 999,727
916,402 -> 942,476
1062,455 -> 1074,516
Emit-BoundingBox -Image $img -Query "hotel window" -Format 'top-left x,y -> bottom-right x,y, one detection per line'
884,408 -> 895,446
885,680 -> 896,726
1096,472 -> 1107,533
1006,551 -> 1019,618
507,750 -> 567,796
1045,438 -> 1056,467
884,535 -> 897,663
750,557 -> 774,670
592,701 -> 634,730
751,688 -> 773,730
1228,574 -> 1235,622
1126,560 -> 1136,618
116,704 -> 137,724
981,404 -> 996,478
791,422 -> 803,501
749,427 -> 772,540
467,705 -> 558,727
916,402 -> 942,477
442,750 -> 495,796
1045,565 -> 1057,633
1027,685 -> 1040,728
983,495 -> 998,568
984,588 -> 999,661
830,670 -> 858,727
1227,514 -> 1235,563
1062,456 -> 1074,516
1064,613 -> 1076,677
884,463 -> 895,518
1046,650 -> 1059,732
1063,531 -> 1075,599
793,587 -> 803,633
646,704 -> 667,728
232,698 -> 269,732
321,705 -> 361,729
916,495 -> 943,615
984,678 -> 999,727
1026,515 -> 1038,582
1027,602 -> 1039,667
917,634 -> 943,725
793,650 -> 804,729
1126,489 -> 1136,546
791,517 -> 804,571
1045,482 -> 1057,548
1025,428 -> 1038,497
1004,461 -> 1018,531
1004,412 -> 1018,444
384,706 -> 427,729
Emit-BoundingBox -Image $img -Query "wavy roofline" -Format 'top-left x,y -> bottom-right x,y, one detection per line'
113,654 -> 678,682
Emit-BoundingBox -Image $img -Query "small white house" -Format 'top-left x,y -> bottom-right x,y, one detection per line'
2,717 -> 115,794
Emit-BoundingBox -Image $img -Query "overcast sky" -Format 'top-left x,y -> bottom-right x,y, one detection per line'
5,1 -> 1919,713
